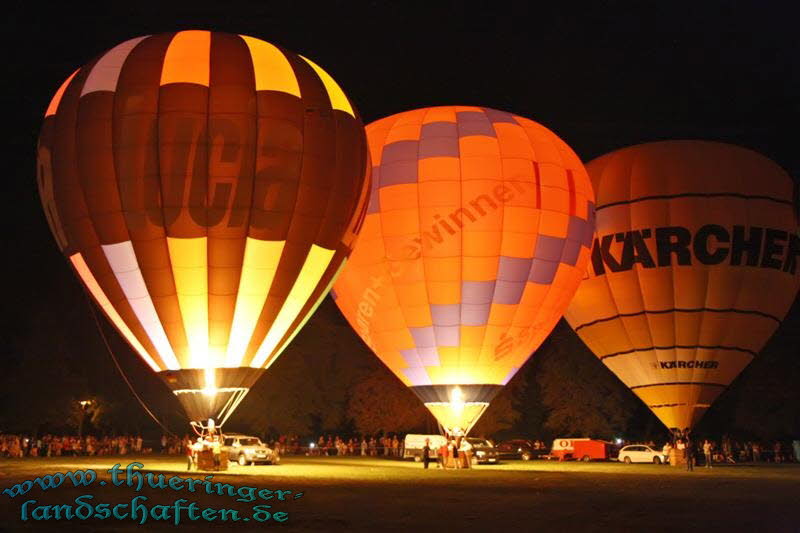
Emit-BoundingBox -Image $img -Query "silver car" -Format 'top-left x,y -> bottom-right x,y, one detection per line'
222,434 -> 279,466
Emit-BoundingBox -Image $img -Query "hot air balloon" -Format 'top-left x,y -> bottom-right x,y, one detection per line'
564,141 -> 800,433
332,106 -> 595,435
37,31 -> 370,430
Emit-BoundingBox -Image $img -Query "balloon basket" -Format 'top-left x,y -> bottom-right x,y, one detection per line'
670,453 -> 687,467
196,449 -> 229,472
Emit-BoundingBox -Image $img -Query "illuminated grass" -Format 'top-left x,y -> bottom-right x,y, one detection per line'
0,455 -> 797,530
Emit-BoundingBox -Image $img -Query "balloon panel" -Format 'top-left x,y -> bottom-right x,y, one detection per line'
564,141 -> 800,430
38,31 -> 370,420
333,106 -> 594,430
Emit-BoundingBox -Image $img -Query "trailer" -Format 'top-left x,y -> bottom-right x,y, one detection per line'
548,438 -> 614,461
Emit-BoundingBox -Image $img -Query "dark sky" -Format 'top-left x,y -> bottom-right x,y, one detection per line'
1,2 -> 797,430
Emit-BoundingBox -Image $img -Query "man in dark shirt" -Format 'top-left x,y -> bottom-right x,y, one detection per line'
685,436 -> 694,472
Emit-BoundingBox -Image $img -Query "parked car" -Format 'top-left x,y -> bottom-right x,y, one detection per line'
496,439 -> 546,460
617,444 -> 664,464
222,434 -> 279,466
403,434 -> 448,462
548,438 -> 614,461
465,438 -> 499,464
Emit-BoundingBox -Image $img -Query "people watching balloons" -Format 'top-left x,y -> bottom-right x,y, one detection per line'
662,441 -> 672,463
422,438 -> 431,469
703,440 -> 713,468
438,442 -> 449,469
2,432 -> 797,467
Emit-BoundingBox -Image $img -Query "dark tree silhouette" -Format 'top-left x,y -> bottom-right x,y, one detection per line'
532,321 -> 641,440
347,369 -> 430,434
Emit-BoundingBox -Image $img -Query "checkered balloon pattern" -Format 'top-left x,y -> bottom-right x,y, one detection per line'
333,106 -> 595,417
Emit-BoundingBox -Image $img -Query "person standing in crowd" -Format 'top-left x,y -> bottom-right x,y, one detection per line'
451,438 -> 461,469
369,437 -> 377,456
683,438 -> 694,472
739,442 -> 750,462
703,440 -> 713,468
326,436 -> 334,456
392,435 -> 400,457
722,436 -> 735,463
438,441 -> 448,469
773,441 -> 782,463
662,441 -> 672,464
193,437 -> 204,468
211,436 -> 222,470
422,438 -> 431,469
752,442 -> 761,462
185,437 -> 194,471
460,437 -> 473,468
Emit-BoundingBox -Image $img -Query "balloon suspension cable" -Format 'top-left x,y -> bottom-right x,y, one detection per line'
462,404 -> 489,437
81,288 -> 177,438
217,388 -> 249,427
185,388 -> 250,438
190,421 -> 213,438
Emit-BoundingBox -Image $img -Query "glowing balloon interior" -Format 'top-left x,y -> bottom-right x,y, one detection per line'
333,106 -> 595,435
564,141 -> 800,431
38,31 -> 370,425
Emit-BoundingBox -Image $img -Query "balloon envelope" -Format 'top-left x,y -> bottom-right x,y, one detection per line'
333,106 -> 595,434
564,141 -> 800,431
38,31 -> 370,423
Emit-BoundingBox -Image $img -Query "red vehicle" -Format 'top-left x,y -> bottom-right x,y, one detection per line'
548,438 -> 614,461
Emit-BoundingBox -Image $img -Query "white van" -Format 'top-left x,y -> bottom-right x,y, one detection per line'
403,434 -> 448,461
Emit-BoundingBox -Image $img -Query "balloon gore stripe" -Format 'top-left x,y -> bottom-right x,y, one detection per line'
599,344 -> 757,360
630,382 -> 727,390
596,192 -> 794,211
573,307 -> 782,331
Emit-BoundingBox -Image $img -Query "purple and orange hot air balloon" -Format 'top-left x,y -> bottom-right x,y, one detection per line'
333,106 -> 595,435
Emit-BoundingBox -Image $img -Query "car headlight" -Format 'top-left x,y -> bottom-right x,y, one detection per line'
477,451 -> 486,456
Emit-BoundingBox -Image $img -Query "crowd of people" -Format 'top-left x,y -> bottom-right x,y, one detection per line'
2,431 -> 799,465
421,436 -> 475,469
271,434 -> 405,457
642,437 -> 800,466
662,436 -> 800,466
0,432 -> 410,459
0,433 -> 184,458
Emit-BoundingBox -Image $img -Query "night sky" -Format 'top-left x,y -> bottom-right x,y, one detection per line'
2,2 -> 797,435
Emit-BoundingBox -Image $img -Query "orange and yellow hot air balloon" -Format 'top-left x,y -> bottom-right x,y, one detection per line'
564,141 -> 800,432
37,31 -> 369,427
333,106 -> 594,435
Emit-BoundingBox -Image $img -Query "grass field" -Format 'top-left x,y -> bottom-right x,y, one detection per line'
0,455 -> 798,531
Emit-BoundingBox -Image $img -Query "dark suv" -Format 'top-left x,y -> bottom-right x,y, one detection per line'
496,439 -> 544,461
465,438 -> 499,464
